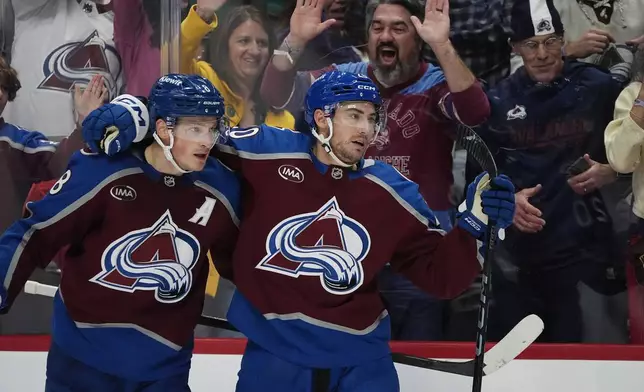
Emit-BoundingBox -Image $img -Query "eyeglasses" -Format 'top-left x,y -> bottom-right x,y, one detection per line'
519,37 -> 564,55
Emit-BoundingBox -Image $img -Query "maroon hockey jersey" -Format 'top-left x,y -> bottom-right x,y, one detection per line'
219,125 -> 482,369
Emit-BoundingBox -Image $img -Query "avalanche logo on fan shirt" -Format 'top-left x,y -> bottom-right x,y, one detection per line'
507,105 -> 527,121
90,211 -> 200,303
39,30 -> 121,100
256,197 -> 370,295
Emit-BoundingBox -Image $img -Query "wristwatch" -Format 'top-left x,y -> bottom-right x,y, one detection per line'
634,99 -> 644,108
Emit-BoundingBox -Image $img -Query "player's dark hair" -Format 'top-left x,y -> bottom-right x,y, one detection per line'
207,5 -> 277,124
0,56 -> 20,101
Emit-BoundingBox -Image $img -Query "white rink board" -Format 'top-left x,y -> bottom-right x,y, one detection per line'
1,351 -> 644,391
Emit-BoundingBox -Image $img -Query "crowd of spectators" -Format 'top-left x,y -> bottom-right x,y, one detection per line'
1,0 -> 644,345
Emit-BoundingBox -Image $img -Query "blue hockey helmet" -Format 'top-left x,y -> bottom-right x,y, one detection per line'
148,73 -> 226,130
147,74 -> 227,174
304,70 -> 382,127
304,70 -> 384,167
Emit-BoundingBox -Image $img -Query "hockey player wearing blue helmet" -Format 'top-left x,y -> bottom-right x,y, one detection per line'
83,70 -> 516,391
0,74 -> 241,391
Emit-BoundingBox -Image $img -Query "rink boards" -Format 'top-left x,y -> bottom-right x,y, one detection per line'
1,336 -> 644,391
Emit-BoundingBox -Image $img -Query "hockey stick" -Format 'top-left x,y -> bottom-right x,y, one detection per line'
453,125 -> 499,392
25,281 -> 542,377
198,311 -> 543,377
391,314 -> 543,376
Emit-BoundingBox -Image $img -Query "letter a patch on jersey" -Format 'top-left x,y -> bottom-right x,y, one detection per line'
189,197 -> 217,226
257,197 -> 370,295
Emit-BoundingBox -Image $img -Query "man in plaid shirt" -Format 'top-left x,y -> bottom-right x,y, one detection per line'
425,0 -> 514,87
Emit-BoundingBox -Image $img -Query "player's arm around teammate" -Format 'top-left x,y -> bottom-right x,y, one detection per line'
0,74 -> 241,391
81,71 -> 516,392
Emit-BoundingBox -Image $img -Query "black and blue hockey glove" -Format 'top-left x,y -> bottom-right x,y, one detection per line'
457,172 -> 515,241
82,94 -> 149,156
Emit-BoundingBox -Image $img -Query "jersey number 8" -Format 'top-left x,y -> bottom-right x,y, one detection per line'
50,170 -> 72,195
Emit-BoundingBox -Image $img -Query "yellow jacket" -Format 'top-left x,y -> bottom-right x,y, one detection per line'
605,82 -> 644,218
182,6 -> 294,296
181,5 -> 295,129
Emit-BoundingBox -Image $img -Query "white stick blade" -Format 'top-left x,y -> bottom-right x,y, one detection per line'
24,280 -> 58,298
482,314 -> 544,375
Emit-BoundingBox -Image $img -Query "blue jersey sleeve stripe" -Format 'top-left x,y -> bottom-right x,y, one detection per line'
217,144 -> 311,161
4,167 -> 143,288
223,124 -> 312,156
194,181 -> 241,227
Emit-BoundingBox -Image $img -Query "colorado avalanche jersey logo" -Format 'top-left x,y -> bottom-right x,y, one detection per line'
257,197 -> 370,295
90,211 -> 200,303
39,30 -> 121,99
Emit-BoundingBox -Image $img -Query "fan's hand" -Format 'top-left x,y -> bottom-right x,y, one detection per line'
287,0 -> 337,47
410,0 -> 451,47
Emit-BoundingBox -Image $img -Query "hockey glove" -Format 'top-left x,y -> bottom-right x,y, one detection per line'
82,94 -> 149,156
457,172 -> 515,241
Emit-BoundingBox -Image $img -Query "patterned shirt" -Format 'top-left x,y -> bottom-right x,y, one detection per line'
425,0 -> 514,87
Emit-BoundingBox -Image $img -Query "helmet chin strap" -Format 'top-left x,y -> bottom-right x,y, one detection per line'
311,118 -> 353,168
153,131 -> 192,174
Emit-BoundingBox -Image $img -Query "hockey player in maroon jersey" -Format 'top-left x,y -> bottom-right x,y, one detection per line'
84,70 -> 516,391
0,74 -> 241,391
259,0 -> 492,341
221,71 -> 515,391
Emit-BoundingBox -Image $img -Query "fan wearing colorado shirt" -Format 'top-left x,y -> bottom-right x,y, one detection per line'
84,70 -> 515,391
5,0 -> 122,137
0,74 -> 240,391
482,0 -> 622,342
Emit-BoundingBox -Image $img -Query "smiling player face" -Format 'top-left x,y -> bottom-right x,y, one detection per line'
170,116 -> 220,172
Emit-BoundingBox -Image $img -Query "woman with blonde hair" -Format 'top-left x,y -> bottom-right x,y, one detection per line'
181,0 -> 294,128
